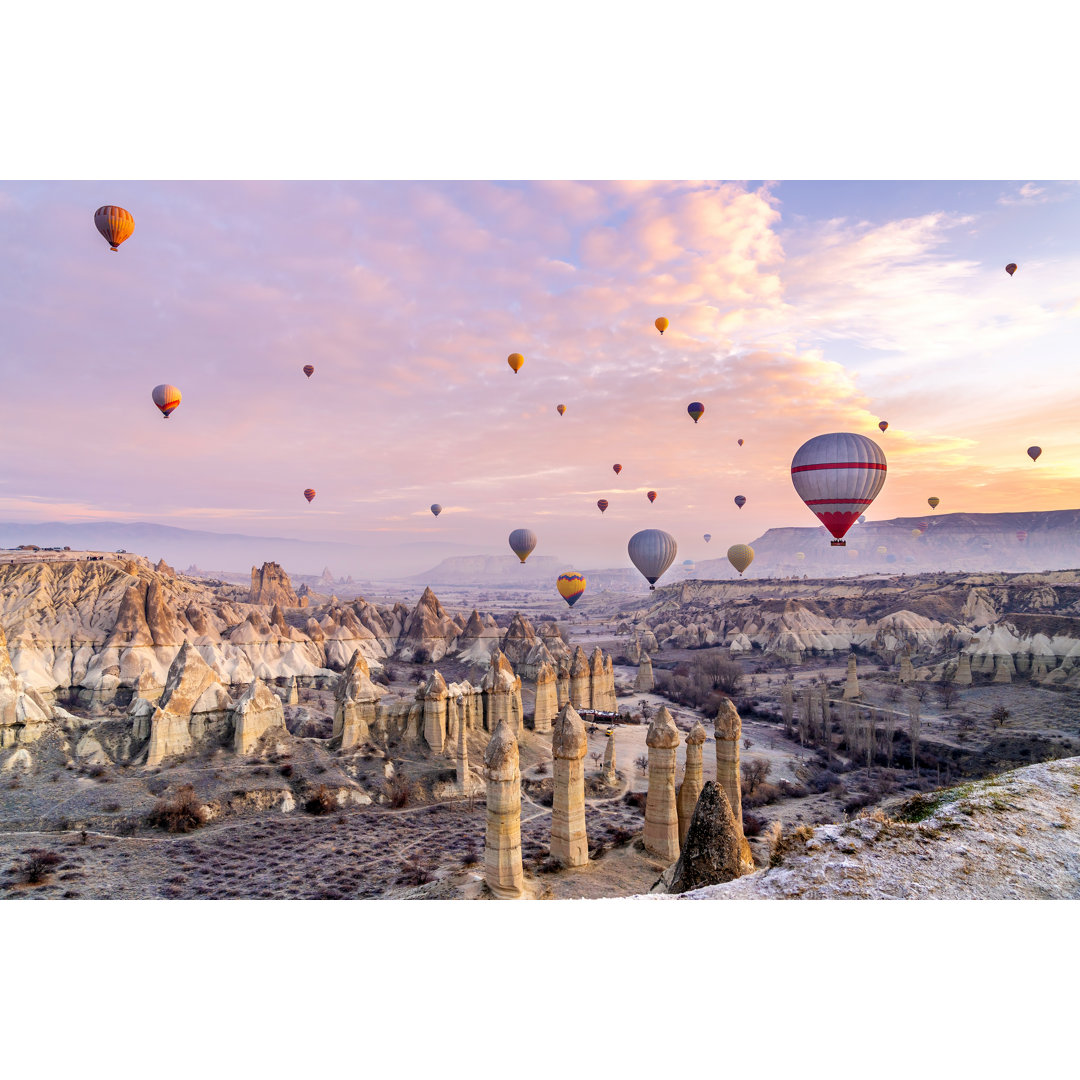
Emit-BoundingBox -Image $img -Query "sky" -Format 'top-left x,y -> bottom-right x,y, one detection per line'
2,179 -> 1079,573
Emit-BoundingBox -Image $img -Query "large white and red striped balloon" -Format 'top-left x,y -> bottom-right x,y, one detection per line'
791,433 -> 886,546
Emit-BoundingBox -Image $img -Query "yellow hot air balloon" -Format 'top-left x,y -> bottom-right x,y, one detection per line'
727,544 -> 754,576
654,317 -> 668,335
556,572 -> 587,608
94,205 -> 134,251
877,545 -> 888,556
556,403 -> 566,416
507,353 -> 524,373
927,497 -> 940,510
911,528 -> 923,539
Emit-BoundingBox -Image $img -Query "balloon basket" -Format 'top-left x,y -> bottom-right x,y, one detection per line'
830,540 -> 846,547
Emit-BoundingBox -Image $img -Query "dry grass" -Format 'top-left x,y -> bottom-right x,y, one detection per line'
146,785 -> 207,833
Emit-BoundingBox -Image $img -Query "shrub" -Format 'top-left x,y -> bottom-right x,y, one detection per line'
398,854 -> 435,886
279,764 -> 293,778
534,760 -> 549,776
146,785 -> 206,833
623,791 -> 648,811
17,849 -> 62,884
383,772 -> 416,809
742,811 -> 765,837
304,784 -> 338,815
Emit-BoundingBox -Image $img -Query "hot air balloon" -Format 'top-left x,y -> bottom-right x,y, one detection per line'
911,528 -> 923,539
597,499 -> 609,514
795,552 -> 805,561
430,504 -> 442,517
1016,530 -> 1028,543
151,384 -> 181,419
94,205 -> 134,251
557,572 -> 586,608
509,528 -> 537,564
612,464 -> 622,476
877,545 -> 888,556
655,317 -> 669,335
727,544 -> 754,576
858,515 -> 866,524
878,421 -> 888,433
507,353 -> 524,374
790,432 -> 887,546
628,529 -> 677,590
647,491 -> 657,504
928,497 -> 940,510
556,404 -> 566,416
303,365 -> 314,378
734,495 -> 746,510
687,402 -> 705,424
304,489 -> 316,504
1006,263 -> 1017,276
737,439 -> 744,447
1027,446 -> 1042,462
703,534 -> 712,543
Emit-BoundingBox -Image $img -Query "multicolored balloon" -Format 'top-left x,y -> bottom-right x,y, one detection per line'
430,504 -> 442,517
509,528 -> 537,563
597,499 -> 609,514
734,495 -> 746,510
927,497 -> 940,510
628,529 -> 677,590
655,317 -> 669,335
556,404 -> 566,416
151,384 -> 181,419
303,365 -> 314,378
727,544 -> 754,576
1006,263 -> 1018,276
94,205 -> 134,251
1027,446 -> 1042,462
647,490 -> 657,504
507,352 -> 524,374
556,572 -> 587,608
687,402 -> 705,423
790,432 -> 887,546
737,438 -> 744,447
878,421 -> 888,433
304,489 -> 316,504
612,464 -> 623,475
1016,530 -> 1028,543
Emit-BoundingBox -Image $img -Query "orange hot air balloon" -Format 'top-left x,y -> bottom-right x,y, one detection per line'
597,499 -> 608,514
1006,263 -> 1018,276
94,205 -> 134,251
303,365 -> 314,378
647,490 -> 657,504
654,317 -> 668,335
613,464 -> 622,475
151,384 -> 181,419
878,420 -> 889,433
507,352 -> 524,373
304,489 -> 316,504
556,404 -> 566,416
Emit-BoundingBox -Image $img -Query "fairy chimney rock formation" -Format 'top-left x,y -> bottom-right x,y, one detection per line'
644,706 -> 681,862
421,669 -> 450,752
533,659 -> 558,733
714,697 -> 743,836
899,654 -> 916,684
500,611 -> 538,666
843,653 -> 860,699
556,659 -> 570,708
232,679 -> 286,755
483,719 -> 524,899
590,647 -> 606,706
569,646 -> 592,710
677,721 -> 707,848
635,653 -> 655,692
332,648 -> 385,750
994,651 -> 1015,684
481,650 -> 523,736
455,702 -> 470,794
667,782 -> 743,894
953,651 -> 973,686
285,675 -> 299,705
249,562 -> 299,607
601,732 -> 617,784
551,703 -> 589,867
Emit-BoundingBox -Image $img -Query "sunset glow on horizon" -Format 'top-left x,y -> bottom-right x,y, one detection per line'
2,180 -> 1079,573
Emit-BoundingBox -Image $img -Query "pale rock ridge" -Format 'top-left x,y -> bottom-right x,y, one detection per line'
249,562 -> 299,607
644,706 -> 681,862
484,719 -> 524,898
499,612 -> 537,667
550,703 -> 588,867
953,650 -> 973,686
396,586 -> 460,663
333,649 -> 385,750
0,625 -> 53,747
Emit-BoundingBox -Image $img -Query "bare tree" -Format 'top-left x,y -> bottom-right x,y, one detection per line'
634,753 -> 649,776
991,704 -> 1011,728
913,681 -> 930,703
780,681 -> 795,737
743,737 -> 753,751
740,758 -> 771,795
937,682 -> 958,711
694,651 -> 744,696
637,699 -> 654,721
590,750 -> 604,771
907,693 -> 922,775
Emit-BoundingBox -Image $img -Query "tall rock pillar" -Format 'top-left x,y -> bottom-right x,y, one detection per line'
644,706 -> 681,862
569,646 -> 592,710
714,697 -> 743,836
483,719 -> 524,899
421,670 -> 449,753
676,721 -> 707,848
634,654 -> 654,692
550,703 -> 588,868
843,653 -> 860,699
532,660 -> 558,733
